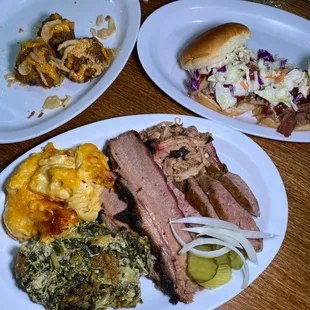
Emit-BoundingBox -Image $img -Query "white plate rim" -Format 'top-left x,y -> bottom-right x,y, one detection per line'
0,0 -> 141,144
0,113 -> 288,310
137,0 -> 310,143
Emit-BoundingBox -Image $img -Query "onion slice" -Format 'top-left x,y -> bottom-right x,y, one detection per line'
40,20 -> 62,42
169,219 -> 186,246
18,60 -> 32,76
182,225 -> 278,239
182,226 -> 258,264
169,221 -> 230,258
170,217 -> 239,230
239,230 -> 278,239
58,39 -> 79,51
180,237 -> 249,289
183,227 -> 241,248
36,68 -> 49,87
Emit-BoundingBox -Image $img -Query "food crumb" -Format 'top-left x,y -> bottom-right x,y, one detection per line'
97,16 -> 116,40
27,111 -> 35,119
96,14 -> 104,26
4,72 -> 18,87
43,95 -> 71,110
61,95 -> 71,107
90,28 -> 97,37
37,110 -> 44,118
18,28 -> 24,33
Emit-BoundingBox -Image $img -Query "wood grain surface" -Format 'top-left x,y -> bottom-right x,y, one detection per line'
1,1 -> 309,309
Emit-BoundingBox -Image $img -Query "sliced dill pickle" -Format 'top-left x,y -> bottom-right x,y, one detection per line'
187,252 -> 217,283
212,245 -> 230,265
229,249 -> 247,270
196,245 -> 213,251
199,264 -> 232,289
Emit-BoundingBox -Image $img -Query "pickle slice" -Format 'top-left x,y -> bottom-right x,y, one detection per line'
199,264 -> 232,289
196,245 -> 213,251
187,252 -> 217,283
213,245 -> 230,265
229,249 -> 247,270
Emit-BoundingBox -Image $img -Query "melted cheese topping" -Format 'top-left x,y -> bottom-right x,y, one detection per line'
4,142 -> 113,242
64,39 -> 113,82
23,41 -> 61,85
22,39 -> 46,51
69,64 -> 88,82
51,21 -> 73,35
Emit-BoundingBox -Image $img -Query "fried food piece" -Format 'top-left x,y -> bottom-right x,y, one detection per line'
15,38 -> 64,87
58,37 -> 115,83
38,13 -> 75,50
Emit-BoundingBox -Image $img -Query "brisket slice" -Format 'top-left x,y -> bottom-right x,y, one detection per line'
175,177 -> 219,218
112,178 -> 178,301
205,142 -> 228,178
196,174 -> 263,252
168,181 -> 202,218
100,187 -> 131,230
221,172 -> 260,217
108,131 -> 198,304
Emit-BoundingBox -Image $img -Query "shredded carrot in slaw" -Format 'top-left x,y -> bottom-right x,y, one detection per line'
240,81 -> 248,91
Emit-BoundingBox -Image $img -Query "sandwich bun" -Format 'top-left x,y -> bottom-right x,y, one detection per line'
180,23 -> 251,70
192,92 -> 254,117
256,116 -> 310,131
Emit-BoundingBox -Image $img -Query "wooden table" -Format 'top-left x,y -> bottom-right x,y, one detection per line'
1,1 -> 309,309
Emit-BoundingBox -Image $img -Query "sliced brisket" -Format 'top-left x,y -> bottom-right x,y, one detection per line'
196,174 -> 263,252
221,172 -> 260,217
100,187 -> 131,230
175,177 -> 219,218
168,181 -> 202,218
108,131 -> 198,304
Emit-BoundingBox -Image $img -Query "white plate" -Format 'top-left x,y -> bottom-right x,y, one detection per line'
0,0 -> 140,143
0,114 -> 287,309
137,0 -> 310,142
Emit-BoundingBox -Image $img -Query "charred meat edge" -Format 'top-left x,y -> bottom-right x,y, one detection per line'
108,131 -> 198,304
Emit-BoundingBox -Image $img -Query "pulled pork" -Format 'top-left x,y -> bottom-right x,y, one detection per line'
140,120 -> 227,182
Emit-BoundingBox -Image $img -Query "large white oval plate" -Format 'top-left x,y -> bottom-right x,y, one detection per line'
0,0 -> 140,143
137,0 -> 310,142
0,114 -> 287,309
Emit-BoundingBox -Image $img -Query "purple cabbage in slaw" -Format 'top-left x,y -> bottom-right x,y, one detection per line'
217,65 -> 227,73
257,73 -> 264,86
257,49 -> 275,62
280,59 -> 287,69
187,78 -> 200,91
293,93 -> 304,105
223,84 -> 234,96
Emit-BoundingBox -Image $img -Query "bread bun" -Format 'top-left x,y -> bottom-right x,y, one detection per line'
192,92 -> 253,117
180,23 -> 251,70
256,116 -> 310,131
255,117 -> 279,129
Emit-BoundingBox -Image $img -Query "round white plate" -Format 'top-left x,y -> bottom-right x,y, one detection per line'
0,0 -> 140,143
0,114 -> 287,309
137,0 -> 310,142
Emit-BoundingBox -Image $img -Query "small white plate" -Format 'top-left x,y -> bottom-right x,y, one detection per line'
0,114 -> 288,310
0,0 -> 140,143
137,0 -> 310,142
